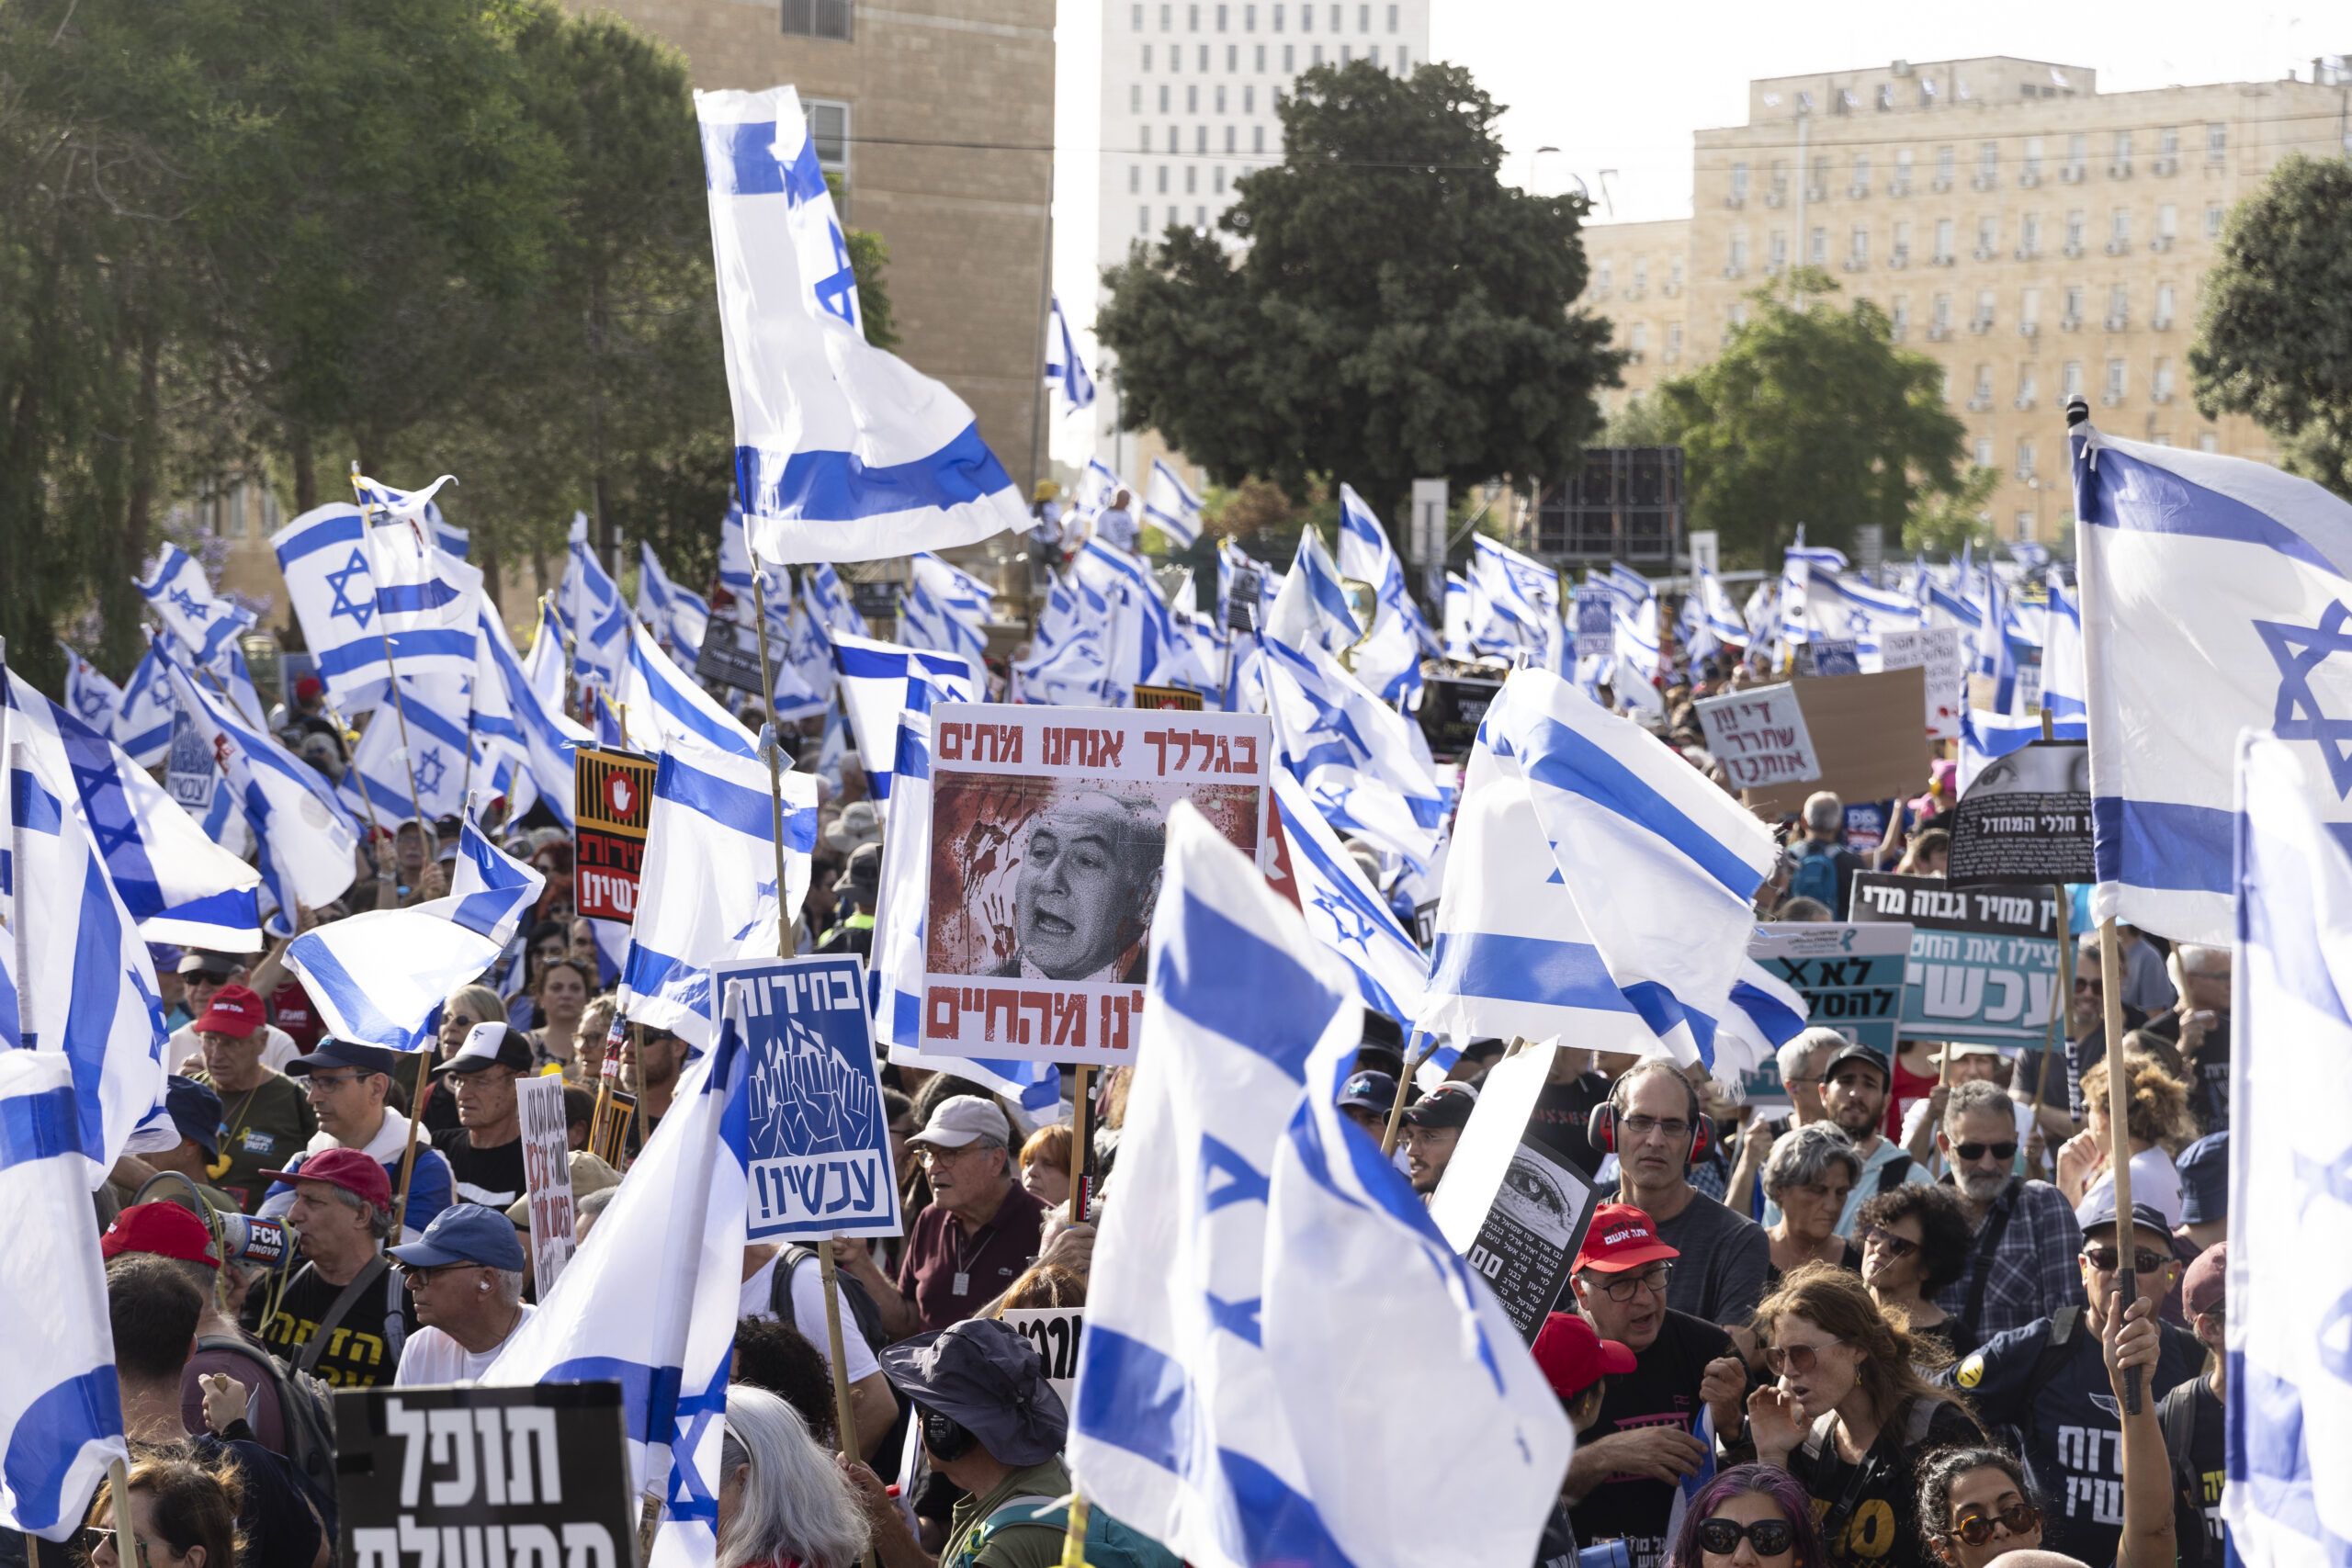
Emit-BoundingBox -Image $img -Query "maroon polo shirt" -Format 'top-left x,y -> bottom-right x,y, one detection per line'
895,1181 -> 1048,1331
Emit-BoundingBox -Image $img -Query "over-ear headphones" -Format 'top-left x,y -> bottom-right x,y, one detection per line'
921,1405 -> 977,1463
1587,1065 -> 1714,1165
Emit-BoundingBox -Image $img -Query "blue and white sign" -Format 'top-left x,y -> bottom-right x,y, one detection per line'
717,955 -> 904,1243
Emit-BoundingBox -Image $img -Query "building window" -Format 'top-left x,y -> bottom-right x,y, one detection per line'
2205,202 -> 2223,238
1167,123 -> 1178,151
2155,282 -> 2176,326
1197,42 -> 1207,67
2110,207 -> 2131,245
2064,209 -> 2085,252
1974,437 -> 1995,467
2020,286 -> 2040,326
1224,123 -> 1235,151
1804,226 -> 1824,265
1340,43 -> 1350,62
2023,136 -> 2043,182
1244,84 -> 1255,111
1143,42 -> 1153,66
1367,43 -> 1379,66
1877,83 -> 1894,110
1245,3 -> 1255,27
2020,212 -> 2040,254
2017,439 -> 2036,480
2064,286 -> 2084,325
2108,282 -> 2129,325
1215,164 -> 1226,192
2063,360 -> 2083,400
1188,3 -> 1199,28
1329,3 -> 1340,27
1630,322 -> 1648,355
1598,258 -> 1613,291
1131,84 -> 1142,111
1311,42 -> 1321,63
1170,42 -> 1180,69
1139,205 -> 1151,232
1195,204 -> 1206,226
1159,83 -> 1170,111
1227,42 -> 1237,67
1158,164 -> 1170,192
1668,322 -> 1683,357
1850,153 -> 1869,193
2206,122 -> 2226,159
1134,3 -> 1145,27
1195,124 -> 1207,152
1974,288 -> 1996,327
1168,204 -> 1180,225
1216,3 -> 1227,27
2113,130 -> 2132,169
1937,144 -> 1955,186
1978,141 -> 1997,180
1161,3 -> 1172,27
1895,147 -> 1914,188
1934,218 -> 1953,262
1185,164 -> 1197,194
2157,203 -> 2177,240
1283,42 -> 1294,69
1633,257 -> 1648,290
1730,162 -> 1750,201
1395,43 -> 1407,69
1849,225 -> 1868,265
2199,432 -> 2220,453
1974,365 -> 1994,403
1128,164 -> 1140,193
2017,365 -> 2037,404
1386,1 -> 1397,26
1768,230 -> 1787,268
1669,255 -> 1682,289
2154,358 -> 2174,400
1253,124 -> 1265,152
1213,84 -> 1226,112
1272,1 -> 1283,27
781,0 -> 853,39
1976,215 -> 1996,256
2016,512 -> 2035,541
1891,298 -> 1908,337
805,99 -> 849,168
1138,126 -> 1150,151
2105,358 -> 2126,402
1300,2 -> 1311,27
1254,44 -> 1264,69
1728,233 -> 1747,272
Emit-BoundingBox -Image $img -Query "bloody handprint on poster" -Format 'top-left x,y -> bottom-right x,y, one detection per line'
920,704 -> 1272,1064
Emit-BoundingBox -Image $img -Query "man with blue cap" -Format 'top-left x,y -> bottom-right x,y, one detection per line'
133,1077 -> 241,1216
258,1038 -> 453,1241
390,1204 -> 534,1384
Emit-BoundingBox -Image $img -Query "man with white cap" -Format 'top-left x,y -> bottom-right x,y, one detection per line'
428,1022 -> 532,1209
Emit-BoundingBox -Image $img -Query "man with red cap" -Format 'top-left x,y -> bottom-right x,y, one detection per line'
185,982 -> 318,1213
100,1201 -> 292,1454
1562,1202 -> 1748,1568
1532,1314 -> 1640,1564
164,953 -> 300,1077
241,1146 -> 417,1390
2159,1243 -> 2229,1568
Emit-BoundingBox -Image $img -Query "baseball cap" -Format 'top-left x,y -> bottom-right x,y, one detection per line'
1402,1081 -> 1478,1130
824,800 -> 881,855
1532,1312 -> 1637,1399
2073,1188 -> 2175,1246
2182,1243 -> 2226,1317
878,1318 -> 1068,1466
100,1202 -> 222,1268
258,1145 -> 393,1213
2177,1132 -> 2229,1227
843,841 -> 880,902
286,1039 -> 403,1079
294,675 -> 324,702
1819,1040 -> 1892,1086
1338,1070 -> 1398,1112
436,1021 -> 534,1077
390,1202 -> 527,1272
503,1151 -> 623,1228
1574,1201 -> 1681,1274
192,984 -> 266,1039
177,950 -> 241,979
164,1076 -> 222,1158
907,1095 -> 1012,1151
1929,1042 -> 2003,1064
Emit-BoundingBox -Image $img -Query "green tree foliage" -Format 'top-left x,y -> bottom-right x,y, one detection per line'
1096,60 -> 1619,529
2188,154 -> 2352,501
1651,269 -> 1969,568
1902,465 -> 2001,556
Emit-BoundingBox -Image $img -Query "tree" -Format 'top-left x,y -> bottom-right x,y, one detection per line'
1652,269 -> 1968,568
1903,465 -> 2001,556
1096,59 -> 1619,530
2188,154 -> 2352,501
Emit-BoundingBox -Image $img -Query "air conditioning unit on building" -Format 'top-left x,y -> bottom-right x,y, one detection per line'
2062,164 -> 2086,183
2152,155 -> 2179,175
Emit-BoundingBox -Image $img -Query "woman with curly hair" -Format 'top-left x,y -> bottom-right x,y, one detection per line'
1853,1184 -> 1977,1363
83,1453 -> 244,1568
2059,1052 -> 2194,1227
1666,1464 -> 1826,1568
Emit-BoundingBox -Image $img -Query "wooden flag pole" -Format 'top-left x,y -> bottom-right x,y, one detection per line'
392,1050 -> 432,1233
2097,915 -> 2143,1414
1381,1032 -> 1444,1157
2029,707 -> 2067,1168
107,1456 -> 136,1568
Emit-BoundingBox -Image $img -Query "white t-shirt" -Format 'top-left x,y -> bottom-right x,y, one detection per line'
739,1252 -> 883,1384
167,1023 -> 300,1077
394,1307 -> 536,1386
2081,1145 -> 2185,1229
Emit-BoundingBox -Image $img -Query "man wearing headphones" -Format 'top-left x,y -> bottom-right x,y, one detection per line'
1591,1057 -> 1771,1328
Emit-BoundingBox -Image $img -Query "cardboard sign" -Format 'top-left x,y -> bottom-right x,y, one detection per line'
718,957 -> 904,1242
1429,1043 -> 1600,1342
693,619 -> 767,694
999,1307 -> 1083,1416
515,1077 -> 577,1295
334,1382 -> 634,1568
1748,922 -> 1916,1053
1133,682 -> 1205,712
919,703 -> 1272,1064
572,747 -> 655,922
1849,872 -> 2064,1043
1877,626 -> 1963,741
1694,685 -> 1821,790
1225,570 -> 1261,631
1946,739 -> 2093,887
1744,667 -> 1931,819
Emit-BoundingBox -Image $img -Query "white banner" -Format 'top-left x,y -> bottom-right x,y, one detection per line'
516,1076 -> 578,1295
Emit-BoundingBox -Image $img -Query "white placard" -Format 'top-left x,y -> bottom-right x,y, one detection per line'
515,1075 -> 578,1294
998,1306 -> 1083,1416
1693,685 -> 1822,790
1877,626 -> 1963,741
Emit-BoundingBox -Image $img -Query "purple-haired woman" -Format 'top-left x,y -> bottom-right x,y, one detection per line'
1667,1465 -> 1828,1568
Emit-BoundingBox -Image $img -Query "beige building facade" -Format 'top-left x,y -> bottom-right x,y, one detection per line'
1581,56 -> 2352,547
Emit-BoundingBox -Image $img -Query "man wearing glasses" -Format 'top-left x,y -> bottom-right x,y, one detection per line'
835,1096 -> 1046,1337
1562,1203 -> 1748,1568
257,1040 -> 453,1242
1931,1080 -> 2084,1346
1942,1190 -> 2199,1567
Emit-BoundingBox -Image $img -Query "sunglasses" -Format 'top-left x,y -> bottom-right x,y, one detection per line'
1952,1141 -> 2018,1162
1946,1502 -> 2041,1547
1858,1224 -> 1918,1259
2083,1246 -> 2167,1273
1699,1518 -> 1794,1558
76,1527 -> 149,1566
1763,1338 -> 1847,1375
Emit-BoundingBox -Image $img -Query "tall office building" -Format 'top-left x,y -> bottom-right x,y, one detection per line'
1579,57 -> 2351,546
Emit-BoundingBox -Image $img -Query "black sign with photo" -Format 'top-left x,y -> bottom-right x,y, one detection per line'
1225,569 -> 1261,631
851,580 -> 901,624
1417,675 -> 1504,756
1945,739 -> 2094,886
1461,1137 -> 1600,1343
692,620 -> 767,694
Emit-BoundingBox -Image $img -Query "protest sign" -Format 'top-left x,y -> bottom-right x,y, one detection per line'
1807,639 -> 1861,677
1849,872 -> 2064,1043
1945,739 -> 2093,887
335,1382 -> 633,1568
716,957 -> 903,1242
1417,675 -> 1503,756
692,618 -> 766,694
919,703 -> 1272,1064
1876,626 -> 1963,741
515,1077 -> 578,1295
1748,921 -> 1916,1055
165,708 -> 220,817
1694,685 -> 1820,791
1429,1043 -> 1600,1342
1225,568 -> 1261,631
1574,593 -> 1613,658
1133,682 -> 1205,712
1000,1306 -> 1083,1416
1744,667 -> 1931,819
572,747 -> 654,922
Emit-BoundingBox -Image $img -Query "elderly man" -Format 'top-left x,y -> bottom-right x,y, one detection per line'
1786,790 -> 1868,918
391,1204 -> 536,1382
187,985 -> 320,1213
429,1022 -> 531,1209
1602,1058 -> 1770,1326
164,954 -> 299,1076
244,1147 -> 417,1389
1931,1079 -> 2085,1345
837,1096 -> 1047,1337
259,1039 -> 452,1240
1898,1042 -> 2026,1169
990,792 -> 1163,983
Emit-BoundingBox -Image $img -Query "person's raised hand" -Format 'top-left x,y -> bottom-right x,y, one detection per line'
1700,1355 -> 1748,1434
2102,1291 -> 2161,1394
2055,1130 -> 2105,1201
198,1371 -> 249,1435
1039,1220 -> 1096,1276
1746,1384 -> 1806,1462
1590,1424 -> 1709,1485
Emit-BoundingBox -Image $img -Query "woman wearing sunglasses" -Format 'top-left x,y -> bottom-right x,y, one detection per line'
1747,1265 -> 1984,1568
1853,1185 -> 1976,1363
1666,1465 -> 1826,1568
81,1455 -> 243,1568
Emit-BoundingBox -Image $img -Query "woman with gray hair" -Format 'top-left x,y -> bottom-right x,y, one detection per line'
717,1384 -> 871,1568
1760,1123 -> 1864,1283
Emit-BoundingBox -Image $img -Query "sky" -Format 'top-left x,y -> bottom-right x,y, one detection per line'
1046,0 -> 2340,464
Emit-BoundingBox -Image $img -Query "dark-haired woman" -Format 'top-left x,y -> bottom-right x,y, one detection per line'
1854,1183 -> 1977,1362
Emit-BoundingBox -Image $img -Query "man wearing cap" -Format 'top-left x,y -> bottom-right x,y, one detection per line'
1766,1040 -> 1930,1237
391,1203 -> 536,1383
187,985 -> 320,1213
429,1022 -> 532,1210
1400,1081 -> 1477,1196
258,1040 -> 454,1242
817,841 -> 880,957
838,1096 -> 1047,1337
1930,1079 -> 2086,1346
2173,1132 -> 2225,1255
239,1146 -> 418,1391
1943,1190 -> 2198,1566
620,1027 -> 692,1155
118,1077 -> 240,1216
100,1201 -> 288,1453
1531,1313 -> 1639,1563
1336,1069 -> 1398,1142
2158,1244 -> 2228,1568
165,954 -> 300,1077
1563,1202 -> 1748,1568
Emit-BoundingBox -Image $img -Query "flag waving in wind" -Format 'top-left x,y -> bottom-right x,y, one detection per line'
1335,483 -> 1435,707
136,544 -> 254,670
1045,292 -> 1097,411
1143,457 -> 1204,549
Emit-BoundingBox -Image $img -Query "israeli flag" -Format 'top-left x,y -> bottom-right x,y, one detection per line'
1270,766 -> 1427,1023
352,470 -> 466,564
804,560 -> 867,638
1143,457 -> 1204,549
698,86 -> 1026,562
477,607 -> 588,830
1074,458 -> 1119,518
560,515 -> 631,692
274,504 -> 465,705
485,984 -> 751,1568
1336,484 -> 1434,706
58,645 -> 123,735
2073,423 -> 2352,943
336,678 -> 474,825
1714,964 -> 1813,1074
1284,526 -> 1363,658
111,641 -> 175,767
1216,539 -> 1276,633
1442,572 -> 1473,663
781,584 -> 836,707
1973,566 -> 2018,714
1959,707 -> 2087,794
1013,576 -> 1114,707
1044,291 -> 1097,411
135,543 -> 253,670
616,621 -> 761,761
0,1052 -> 129,1540
284,817 -> 546,1051
621,740 -> 818,1048
1074,804 -> 1570,1568
1074,536 -> 1182,702
2041,581 -> 2086,719
831,631 -> 977,811
1164,578 -> 1226,695
900,555 -> 991,664
639,543 -> 712,659
1468,536 -> 1565,670
521,594 -> 570,715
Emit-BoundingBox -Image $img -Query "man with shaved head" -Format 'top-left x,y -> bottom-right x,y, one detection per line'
990,789 -> 1165,982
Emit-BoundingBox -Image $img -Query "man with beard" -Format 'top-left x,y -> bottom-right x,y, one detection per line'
988,791 -> 1163,983
1765,1041 -> 1931,1238
1930,1078 -> 2085,1346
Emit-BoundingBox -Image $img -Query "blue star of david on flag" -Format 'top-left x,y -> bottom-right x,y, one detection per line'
413,747 -> 447,798
168,587 -> 210,623
2257,600 -> 2352,798
1309,888 -> 1379,956
325,548 -> 376,629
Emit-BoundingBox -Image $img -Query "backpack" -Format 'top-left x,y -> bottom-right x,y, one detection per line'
1787,841 -> 1842,911
950,1495 -> 1182,1568
774,1246 -> 889,1357
195,1333 -> 338,1497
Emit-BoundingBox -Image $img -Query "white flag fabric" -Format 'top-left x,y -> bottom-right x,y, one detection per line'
474,607 -> 589,830
272,505 -> 458,706
521,595 -> 570,716
829,631 -> 978,817
362,507 -> 483,689
616,621 -> 761,761
1073,804 -> 1569,1568
1142,457 -> 1204,549
1074,458 -> 1119,518
1442,572 -> 1473,663
58,645 -> 122,736
804,560 -> 867,638
1279,526 -> 1363,659
1045,291 -> 1097,411
638,542 -> 712,659
485,990 -> 751,1568
2074,423 -> 2352,942
111,642 -> 175,767
560,515 -> 632,693
336,678 -> 474,827
2041,580 -> 2086,720
1012,576 -> 1115,707
1468,536 -> 1564,670
1335,483 -> 1434,707
2226,731 -> 2352,1568
698,86 -> 1026,563
135,543 -> 254,670
910,551 -> 994,632
1270,765 -> 1427,1024
0,1052 -> 129,1540
899,575 -> 988,664
1073,537 -> 1182,703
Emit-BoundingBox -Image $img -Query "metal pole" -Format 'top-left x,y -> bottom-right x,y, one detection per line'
3,639 -> 29,1053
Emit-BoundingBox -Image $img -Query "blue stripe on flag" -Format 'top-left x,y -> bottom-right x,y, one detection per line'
2076,446 -> 2338,570
1621,981 -> 1720,1068
1,1368 -> 123,1534
659,752 -> 817,849
1428,931 -> 1637,1012
1074,1324 -> 1194,1474
64,857 -> 134,1163
1164,891 -> 1348,1080
292,939 -> 425,1048
1730,977 -> 1808,1043
2093,795 -> 2232,895
1219,1449 -> 1357,1568
374,581 -> 464,615
1511,714 -> 1762,901
735,423 -> 1014,524
700,120 -> 827,202
275,511 -> 365,564
0,1086 -> 83,1168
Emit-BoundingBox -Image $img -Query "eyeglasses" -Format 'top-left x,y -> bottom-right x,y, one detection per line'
76,1527 -> 150,1566
302,1071 -> 366,1095
1621,1115 -> 1693,1143
1591,1265 -> 1673,1303
1946,1502 -> 2042,1547
1698,1518 -> 1795,1558
916,1143 -> 994,1167
1952,1141 -> 2018,1162
1762,1338 -> 1848,1375
2082,1246 -> 2167,1273
399,1264 -> 469,1288
1858,1224 -> 1919,1260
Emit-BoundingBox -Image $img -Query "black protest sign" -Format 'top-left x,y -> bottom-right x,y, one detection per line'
1945,739 -> 2093,887
573,748 -> 655,923
1417,675 -> 1504,756
335,1382 -> 635,1568
692,619 -> 766,694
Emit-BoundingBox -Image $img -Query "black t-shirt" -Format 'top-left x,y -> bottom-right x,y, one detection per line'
1525,1073 -> 1610,1179
1568,1310 -> 1736,1568
1787,1398 -> 1983,1568
2160,1377 -> 2226,1568
242,1259 -> 420,1389
433,1126 -> 528,1209
2141,1010 -> 2230,1134
1909,1315 -> 1979,1368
